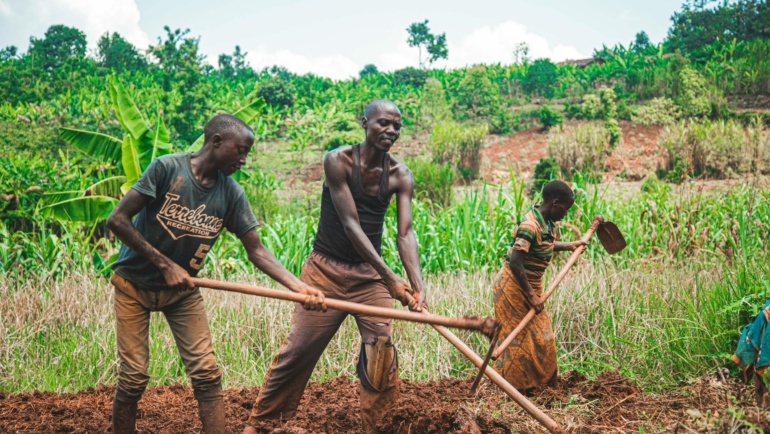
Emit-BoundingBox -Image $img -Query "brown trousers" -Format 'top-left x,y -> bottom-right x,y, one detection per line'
249,251 -> 398,432
111,273 -> 223,403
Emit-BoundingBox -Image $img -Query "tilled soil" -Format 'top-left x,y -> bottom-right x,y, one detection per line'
0,371 -> 767,433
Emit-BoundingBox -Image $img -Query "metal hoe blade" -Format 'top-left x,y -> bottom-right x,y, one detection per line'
596,221 -> 627,254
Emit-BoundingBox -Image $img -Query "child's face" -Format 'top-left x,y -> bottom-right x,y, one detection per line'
551,196 -> 574,222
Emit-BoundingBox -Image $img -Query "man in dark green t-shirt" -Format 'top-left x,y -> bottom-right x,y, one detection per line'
107,113 -> 325,434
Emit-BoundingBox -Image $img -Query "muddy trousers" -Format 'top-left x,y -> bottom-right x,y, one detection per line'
111,274 -> 223,404
249,252 -> 398,433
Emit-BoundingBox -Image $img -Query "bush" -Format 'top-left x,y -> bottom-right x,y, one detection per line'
406,158 -> 455,206
393,67 -> 428,88
658,119 -> 769,180
522,58 -> 557,98
547,123 -> 612,177
429,122 -> 488,179
538,105 -> 563,129
640,173 -> 670,196
581,94 -> 602,119
605,118 -> 622,146
419,78 -> 453,130
676,67 -> 710,118
323,130 -> 360,151
257,77 -> 295,108
532,157 -> 561,193
631,98 -> 680,125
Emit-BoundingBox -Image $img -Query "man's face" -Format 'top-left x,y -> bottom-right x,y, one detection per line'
551,196 -> 575,222
362,105 -> 401,152
214,128 -> 254,176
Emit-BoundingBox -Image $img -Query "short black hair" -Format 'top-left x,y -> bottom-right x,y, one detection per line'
363,100 -> 399,118
542,180 -> 574,203
203,113 -> 252,144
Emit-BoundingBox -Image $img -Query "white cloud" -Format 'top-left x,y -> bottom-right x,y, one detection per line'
0,0 -> 148,52
245,46 -> 361,80
376,21 -> 586,73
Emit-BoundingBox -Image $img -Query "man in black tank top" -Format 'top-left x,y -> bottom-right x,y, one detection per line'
245,101 -> 426,434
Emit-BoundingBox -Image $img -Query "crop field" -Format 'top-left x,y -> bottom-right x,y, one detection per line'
3,1 -> 770,432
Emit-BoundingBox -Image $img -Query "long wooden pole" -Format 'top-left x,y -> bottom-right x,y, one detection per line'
430,321 -> 566,434
191,277 -> 495,332
491,216 -> 603,360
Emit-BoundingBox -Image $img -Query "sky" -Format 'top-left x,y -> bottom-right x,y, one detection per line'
0,0 -> 685,80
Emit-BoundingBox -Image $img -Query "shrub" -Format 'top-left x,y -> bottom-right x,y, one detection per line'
406,158 -> 455,206
429,122 -> 488,179
605,118 -> 622,146
323,130 -> 360,151
454,65 -> 500,120
419,78 -> 453,130
640,173 -> 670,196
581,94 -> 602,119
522,58 -> 557,98
489,107 -> 520,135
532,157 -> 561,193
676,67 -> 710,118
257,77 -> 295,108
538,105 -> 563,129
393,67 -> 428,88
547,123 -> 612,177
658,119 -> 769,180
631,98 -> 681,125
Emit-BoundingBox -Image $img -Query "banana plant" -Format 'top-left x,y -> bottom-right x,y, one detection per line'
46,76 -> 266,223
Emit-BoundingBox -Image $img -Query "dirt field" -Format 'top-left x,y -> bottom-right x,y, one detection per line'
1,371 -> 767,433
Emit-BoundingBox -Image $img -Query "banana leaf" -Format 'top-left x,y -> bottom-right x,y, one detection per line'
109,77 -> 149,141
186,97 -> 267,152
59,128 -> 123,163
137,116 -> 172,169
87,175 -> 127,198
121,135 -> 142,194
43,195 -> 118,222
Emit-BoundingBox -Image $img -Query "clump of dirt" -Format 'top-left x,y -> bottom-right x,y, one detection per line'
1,372 -> 768,433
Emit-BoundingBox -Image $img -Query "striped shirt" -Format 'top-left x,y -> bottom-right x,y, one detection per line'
510,206 -> 559,275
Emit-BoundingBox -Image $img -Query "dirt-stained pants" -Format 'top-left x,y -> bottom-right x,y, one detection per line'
249,251 -> 398,433
111,274 -> 223,404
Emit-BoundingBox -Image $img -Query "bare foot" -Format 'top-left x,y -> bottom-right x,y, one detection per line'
242,425 -> 258,434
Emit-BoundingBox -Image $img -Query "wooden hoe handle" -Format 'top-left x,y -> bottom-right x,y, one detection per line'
191,277 -> 497,333
427,311 -> 566,433
491,216 -> 604,360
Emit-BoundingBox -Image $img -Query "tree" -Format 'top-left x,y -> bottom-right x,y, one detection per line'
633,31 -> 652,53
513,42 -> 530,65
28,25 -> 87,70
148,26 -> 208,144
359,63 -> 379,78
406,20 -> 448,68
257,77 -> 295,108
522,58 -> 558,98
97,32 -> 145,72
218,45 -> 253,79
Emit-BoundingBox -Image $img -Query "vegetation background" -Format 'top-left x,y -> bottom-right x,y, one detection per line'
1,1 -> 770,420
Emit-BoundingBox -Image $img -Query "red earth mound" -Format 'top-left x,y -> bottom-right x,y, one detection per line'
0,372 -> 767,433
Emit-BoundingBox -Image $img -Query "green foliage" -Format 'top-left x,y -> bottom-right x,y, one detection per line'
359,64 -> 378,78
392,67 -> 428,88
257,76 -> 295,108
537,105 -> 563,129
581,94 -> 602,119
631,97 -> 681,125
677,66 -> 711,118
96,32 -> 145,72
639,172 -> 670,195
659,118 -> 769,180
453,65 -> 516,134
523,58 -> 558,98
29,25 -> 87,71
532,157 -> 561,193
419,78 -> 453,130
406,158 -> 455,207
428,122 -> 487,179
323,130 -> 359,151
406,20 -> 448,68
217,46 -> 254,80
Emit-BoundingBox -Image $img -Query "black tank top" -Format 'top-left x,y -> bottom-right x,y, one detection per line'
313,144 -> 392,262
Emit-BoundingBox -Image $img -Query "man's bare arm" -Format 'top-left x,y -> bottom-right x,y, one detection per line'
240,230 -> 326,310
394,168 -> 425,311
554,241 -> 586,252
106,189 -> 193,291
